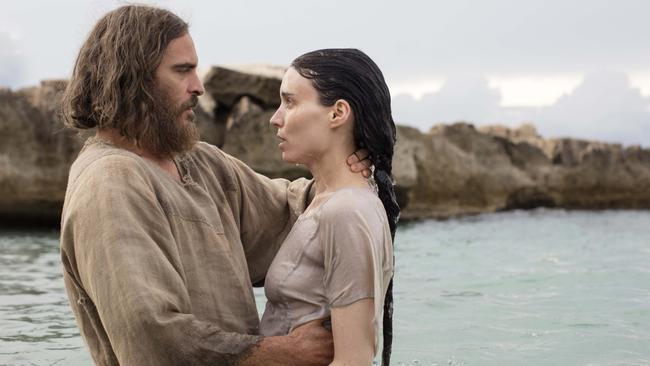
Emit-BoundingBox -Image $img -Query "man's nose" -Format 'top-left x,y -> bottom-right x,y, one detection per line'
189,73 -> 205,96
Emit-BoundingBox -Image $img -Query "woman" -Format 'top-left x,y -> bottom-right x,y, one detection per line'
261,48 -> 400,365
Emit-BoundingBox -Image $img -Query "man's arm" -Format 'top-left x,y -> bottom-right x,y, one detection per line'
201,145 -> 312,284
241,320 -> 334,366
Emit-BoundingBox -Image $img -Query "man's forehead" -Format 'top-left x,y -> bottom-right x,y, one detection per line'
161,33 -> 198,65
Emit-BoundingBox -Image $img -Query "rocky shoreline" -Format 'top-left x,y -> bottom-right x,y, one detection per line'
1,67 -> 649,225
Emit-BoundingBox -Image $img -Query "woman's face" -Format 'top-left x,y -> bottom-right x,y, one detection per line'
270,67 -> 332,165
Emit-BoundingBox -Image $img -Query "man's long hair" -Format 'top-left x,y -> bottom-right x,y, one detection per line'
62,5 -> 188,141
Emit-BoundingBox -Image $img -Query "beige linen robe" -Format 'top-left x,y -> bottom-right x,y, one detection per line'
60,138 -> 312,365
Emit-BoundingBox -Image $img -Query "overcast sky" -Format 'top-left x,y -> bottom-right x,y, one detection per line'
1,0 -> 649,146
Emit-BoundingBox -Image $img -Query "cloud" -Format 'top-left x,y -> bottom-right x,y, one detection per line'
536,71 -> 650,145
0,31 -> 25,88
4,0 -> 650,90
392,76 -> 502,128
176,1 -> 650,83
392,71 -> 650,146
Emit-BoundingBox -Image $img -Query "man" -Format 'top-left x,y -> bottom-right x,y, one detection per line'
60,5 -> 369,365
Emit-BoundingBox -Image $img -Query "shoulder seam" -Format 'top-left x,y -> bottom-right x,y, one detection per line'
319,188 -> 378,216
67,152 -> 146,201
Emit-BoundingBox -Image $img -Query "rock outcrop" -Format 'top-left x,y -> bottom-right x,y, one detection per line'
0,81 -> 80,224
1,67 -> 649,225
479,124 -> 650,210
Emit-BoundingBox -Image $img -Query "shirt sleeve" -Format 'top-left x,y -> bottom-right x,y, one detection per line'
60,155 -> 260,366
208,145 -> 314,285
320,191 -> 388,308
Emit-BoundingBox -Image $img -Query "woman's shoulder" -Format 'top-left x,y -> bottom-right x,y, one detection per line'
319,187 -> 386,225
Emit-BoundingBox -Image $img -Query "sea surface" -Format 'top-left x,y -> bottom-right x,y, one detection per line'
1,209 -> 649,365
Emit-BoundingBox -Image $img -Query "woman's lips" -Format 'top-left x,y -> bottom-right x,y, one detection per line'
276,135 -> 286,148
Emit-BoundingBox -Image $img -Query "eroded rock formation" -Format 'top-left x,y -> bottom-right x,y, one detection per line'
1,67 -> 649,224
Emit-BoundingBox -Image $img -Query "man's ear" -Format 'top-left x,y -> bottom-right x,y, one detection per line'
329,99 -> 352,128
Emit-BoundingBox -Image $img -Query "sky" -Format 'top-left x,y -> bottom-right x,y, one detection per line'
1,0 -> 649,146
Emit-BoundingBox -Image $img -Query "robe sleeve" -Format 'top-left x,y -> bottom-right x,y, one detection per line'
209,145 -> 314,285
60,154 -> 260,366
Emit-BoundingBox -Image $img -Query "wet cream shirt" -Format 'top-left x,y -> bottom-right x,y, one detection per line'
259,187 -> 393,352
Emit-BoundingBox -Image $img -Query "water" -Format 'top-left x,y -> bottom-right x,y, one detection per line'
1,209 -> 649,365
0,230 -> 87,365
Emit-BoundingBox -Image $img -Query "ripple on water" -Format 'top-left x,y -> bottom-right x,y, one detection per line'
0,230 -> 89,365
440,290 -> 484,298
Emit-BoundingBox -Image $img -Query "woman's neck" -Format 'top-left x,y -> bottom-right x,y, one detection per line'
308,145 -> 368,196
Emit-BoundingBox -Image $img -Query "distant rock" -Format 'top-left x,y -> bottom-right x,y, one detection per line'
0,80 -> 80,224
1,67 -> 649,225
400,122 -> 554,218
478,122 -> 540,142
202,65 -> 283,109
220,100 -> 310,180
480,124 -> 650,210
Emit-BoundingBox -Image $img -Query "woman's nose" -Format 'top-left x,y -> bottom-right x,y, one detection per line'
270,109 -> 282,127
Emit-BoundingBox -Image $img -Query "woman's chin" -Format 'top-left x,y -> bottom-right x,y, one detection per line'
280,152 -> 293,164
280,153 -> 300,165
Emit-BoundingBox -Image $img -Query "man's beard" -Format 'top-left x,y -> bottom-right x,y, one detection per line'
137,89 -> 201,158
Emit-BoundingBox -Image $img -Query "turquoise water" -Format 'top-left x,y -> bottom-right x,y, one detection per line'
1,209 -> 649,365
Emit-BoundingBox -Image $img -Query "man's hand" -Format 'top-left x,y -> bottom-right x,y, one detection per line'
240,319 -> 333,366
286,319 -> 334,365
347,149 -> 372,178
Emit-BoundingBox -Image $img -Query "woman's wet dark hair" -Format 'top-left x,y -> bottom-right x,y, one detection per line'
292,48 -> 400,366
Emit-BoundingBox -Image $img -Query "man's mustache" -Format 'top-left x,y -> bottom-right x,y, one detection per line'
180,95 -> 199,111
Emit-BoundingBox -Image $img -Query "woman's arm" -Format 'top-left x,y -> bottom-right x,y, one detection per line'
319,190 -> 393,366
330,298 -> 376,366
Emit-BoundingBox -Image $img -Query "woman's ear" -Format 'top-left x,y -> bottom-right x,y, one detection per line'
329,99 -> 352,128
